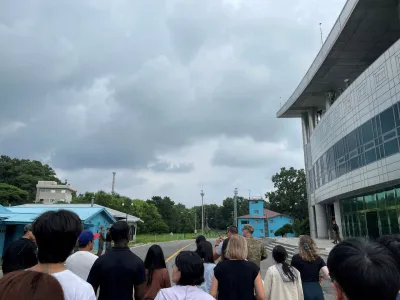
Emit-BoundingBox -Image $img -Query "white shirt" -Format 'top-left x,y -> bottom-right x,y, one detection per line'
66,251 -> 98,281
155,286 -> 214,300
52,269 -> 96,300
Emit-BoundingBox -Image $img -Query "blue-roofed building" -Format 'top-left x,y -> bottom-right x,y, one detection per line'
0,204 -> 120,257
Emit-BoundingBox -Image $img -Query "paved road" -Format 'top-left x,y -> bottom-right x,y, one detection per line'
130,239 -> 335,300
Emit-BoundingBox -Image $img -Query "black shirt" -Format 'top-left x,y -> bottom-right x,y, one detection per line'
2,238 -> 37,274
332,224 -> 339,233
214,260 -> 260,300
87,247 -> 145,300
291,254 -> 326,282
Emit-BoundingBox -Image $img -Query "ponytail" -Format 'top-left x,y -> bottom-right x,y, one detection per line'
281,261 -> 297,282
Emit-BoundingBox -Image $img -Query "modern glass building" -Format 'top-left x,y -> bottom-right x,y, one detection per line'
277,0 -> 400,240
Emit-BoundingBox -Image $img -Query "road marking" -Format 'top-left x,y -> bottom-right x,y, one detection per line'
165,242 -> 195,263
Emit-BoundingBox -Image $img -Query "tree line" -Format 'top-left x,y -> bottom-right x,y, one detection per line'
0,155 -> 309,235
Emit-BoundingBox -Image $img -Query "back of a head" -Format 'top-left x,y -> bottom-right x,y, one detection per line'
377,234 -> 400,272
299,235 -> 318,262
110,221 -> 130,244
0,270 -> 65,300
33,210 -> 82,263
175,251 -> 204,286
195,235 -> 206,245
328,239 -> 400,300
226,235 -> 247,260
221,238 -> 230,261
272,245 -> 288,264
197,241 -> 214,264
227,225 -> 238,235
144,244 -> 166,270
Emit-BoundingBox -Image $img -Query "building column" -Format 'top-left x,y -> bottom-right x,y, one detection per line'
301,114 -> 309,144
315,204 -> 328,239
325,92 -> 335,111
309,205 -> 317,239
308,110 -> 316,132
333,201 -> 343,239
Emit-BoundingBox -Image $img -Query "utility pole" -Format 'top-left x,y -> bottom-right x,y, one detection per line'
201,190 -> 205,234
233,188 -> 238,227
248,189 -> 251,200
194,209 -> 197,233
112,172 -> 116,194
319,22 -> 323,46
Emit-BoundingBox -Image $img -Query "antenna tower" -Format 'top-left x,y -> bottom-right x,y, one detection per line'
319,22 -> 323,45
112,172 -> 116,194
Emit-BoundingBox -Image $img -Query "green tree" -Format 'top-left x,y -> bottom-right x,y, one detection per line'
292,218 -> 310,236
147,196 -> 181,232
265,167 -> 308,220
0,183 -> 29,206
274,224 -> 294,237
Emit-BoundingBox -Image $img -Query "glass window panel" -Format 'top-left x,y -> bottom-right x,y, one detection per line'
349,149 -> 358,159
365,148 -> 377,164
395,103 -> 400,126
377,192 -> 386,209
349,157 -> 359,170
384,139 -> 399,157
383,130 -> 396,141
357,196 -> 365,210
359,213 -> 367,237
380,107 -> 396,134
364,141 -> 374,151
386,189 -> 396,207
361,121 -> 374,144
379,210 -> 390,235
347,130 -> 358,151
397,128 -> 400,136
343,199 -> 351,214
396,188 -> 400,205
389,210 -> 400,234
336,139 -> 345,159
365,194 -> 377,209
351,198 -> 358,212
353,214 -> 360,237
359,153 -> 365,167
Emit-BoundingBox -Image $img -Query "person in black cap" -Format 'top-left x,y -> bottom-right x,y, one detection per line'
66,230 -> 99,281
2,224 -> 37,274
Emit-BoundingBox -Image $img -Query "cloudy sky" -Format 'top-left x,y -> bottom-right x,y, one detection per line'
0,0 -> 346,206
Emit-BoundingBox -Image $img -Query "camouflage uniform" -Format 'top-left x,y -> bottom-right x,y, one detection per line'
243,225 -> 268,267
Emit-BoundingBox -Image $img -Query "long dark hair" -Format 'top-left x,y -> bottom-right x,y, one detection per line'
272,245 -> 297,282
144,245 -> 167,285
197,241 -> 214,264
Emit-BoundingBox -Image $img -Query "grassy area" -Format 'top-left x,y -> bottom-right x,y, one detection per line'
129,232 -> 220,246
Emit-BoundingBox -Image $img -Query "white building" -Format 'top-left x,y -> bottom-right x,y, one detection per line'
35,181 -> 77,204
278,0 -> 400,240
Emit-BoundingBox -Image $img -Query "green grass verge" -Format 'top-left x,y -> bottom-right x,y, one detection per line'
129,232 -> 219,246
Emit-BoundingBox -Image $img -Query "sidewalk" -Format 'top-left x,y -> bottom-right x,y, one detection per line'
266,237 -> 334,256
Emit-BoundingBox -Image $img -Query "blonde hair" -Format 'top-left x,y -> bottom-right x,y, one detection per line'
225,235 -> 248,260
299,235 -> 319,262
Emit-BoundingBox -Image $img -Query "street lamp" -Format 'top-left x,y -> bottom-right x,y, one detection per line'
200,190 -> 205,234
233,188 -> 238,226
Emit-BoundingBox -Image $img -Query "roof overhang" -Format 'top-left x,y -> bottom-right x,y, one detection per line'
277,0 -> 400,118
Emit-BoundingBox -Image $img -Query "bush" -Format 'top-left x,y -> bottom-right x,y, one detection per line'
274,224 -> 294,237
292,218 -> 310,236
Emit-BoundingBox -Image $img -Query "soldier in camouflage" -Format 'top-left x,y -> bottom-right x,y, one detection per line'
242,224 -> 268,267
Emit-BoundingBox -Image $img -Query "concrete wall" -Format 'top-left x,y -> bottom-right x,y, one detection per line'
267,215 -> 295,238
238,218 -> 266,238
308,38 -> 400,205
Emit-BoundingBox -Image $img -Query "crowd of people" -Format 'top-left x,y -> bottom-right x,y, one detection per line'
1,211 -> 400,300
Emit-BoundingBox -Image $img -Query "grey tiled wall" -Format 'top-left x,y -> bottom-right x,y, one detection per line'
309,38 -> 400,204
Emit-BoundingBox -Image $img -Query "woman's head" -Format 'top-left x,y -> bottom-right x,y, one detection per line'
225,235 -> 248,260
0,270 -> 65,300
144,244 -> 167,285
272,245 -> 288,264
172,251 -> 204,286
195,235 -> 206,245
299,235 -> 318,262
221,238 -> 230,261
197,241 -> 214,264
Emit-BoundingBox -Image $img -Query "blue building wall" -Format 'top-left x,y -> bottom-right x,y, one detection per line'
238,218 -> 266,238
85,212 -> 114,250
249,200 -> 264,217
267,215 -> 295,238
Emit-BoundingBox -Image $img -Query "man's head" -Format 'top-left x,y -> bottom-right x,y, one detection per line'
226,226 -> 238,238
377,234 -> 400,272
23,224 -> 35,241
100,226 -> 104,233
327,239 -> 400,300
242,224 -> 254,238
332,220 -> 336,224
78,230 -> 96,251
32,210 -> 82,264
110,221 -> 130,246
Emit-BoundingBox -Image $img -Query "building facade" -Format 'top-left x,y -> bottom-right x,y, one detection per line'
35,181 -> 77,204
277,0 -> 400,240
237,198 -> 294,238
